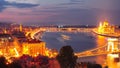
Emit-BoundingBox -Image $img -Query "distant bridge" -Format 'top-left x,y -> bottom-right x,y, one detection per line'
25,27 -> 94,39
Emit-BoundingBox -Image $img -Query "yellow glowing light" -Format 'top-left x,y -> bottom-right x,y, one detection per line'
97,20 -> 114,34
98,22 -> 104,33
14,48 -> 19,57
25,32 -> 30,37
108,54 -> 119,58
34,54 -> 37,57
99,22 -> 102,27
107,41 -> 114,52
0,51 -> 3,55
107,38 -> 119,52
107,38 -> 118,41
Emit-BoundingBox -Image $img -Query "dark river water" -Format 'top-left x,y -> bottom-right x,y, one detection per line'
41,32 -> 108,64
42,32 -> 97,52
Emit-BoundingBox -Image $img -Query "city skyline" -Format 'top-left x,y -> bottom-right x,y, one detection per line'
0,0 -> 120,25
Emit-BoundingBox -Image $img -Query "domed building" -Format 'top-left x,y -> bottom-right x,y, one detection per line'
98,21 -> 115,34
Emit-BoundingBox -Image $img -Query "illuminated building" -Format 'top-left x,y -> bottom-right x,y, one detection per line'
0,33 -> 56,58
22,39 -> 46,57
98,21 -> 115,34
93,20 -> 120,38
0,34 -> 20,57
0,27 -> 58,58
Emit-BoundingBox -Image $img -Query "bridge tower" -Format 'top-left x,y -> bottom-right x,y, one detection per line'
107,38 -> 119,52
107,38 -> 120,68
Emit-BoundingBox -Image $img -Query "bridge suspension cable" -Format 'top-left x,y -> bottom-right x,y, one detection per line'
75,44 -> 109,57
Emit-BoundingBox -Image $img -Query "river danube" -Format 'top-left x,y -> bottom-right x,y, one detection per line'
41,32 -> 107,64
41,32 -> 107,52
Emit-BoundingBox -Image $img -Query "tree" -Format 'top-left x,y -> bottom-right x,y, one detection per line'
56,45 -> 78,68
0,56 -> 8,68
9,61 -> 22,68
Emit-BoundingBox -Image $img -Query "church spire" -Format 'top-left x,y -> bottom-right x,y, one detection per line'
20,24 -> 22,32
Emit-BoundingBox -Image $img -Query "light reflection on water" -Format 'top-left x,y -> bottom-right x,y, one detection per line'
96,35 -> 107,65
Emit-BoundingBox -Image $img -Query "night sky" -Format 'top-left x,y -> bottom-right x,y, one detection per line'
0,0 -> 120,25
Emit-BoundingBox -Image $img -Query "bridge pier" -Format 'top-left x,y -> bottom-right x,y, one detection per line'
107,38 -> 120,68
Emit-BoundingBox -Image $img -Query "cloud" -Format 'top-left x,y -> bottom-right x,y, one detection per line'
0,0 -> 120,25
57,0 -> 87,9
0,6 -> 59,24
0,0 -> 9,11
5,0 -> 40,4
0,5 -> 120,25
0,0 -> 84,12
38,9 -> 98,25
5,0 -> 70,6
70,0 -> 84,3
0,0 -> 96,25
8,3 -> 39,8
0,0 -> 39,12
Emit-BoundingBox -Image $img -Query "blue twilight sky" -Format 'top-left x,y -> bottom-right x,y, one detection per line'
0,0 -> 120,25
